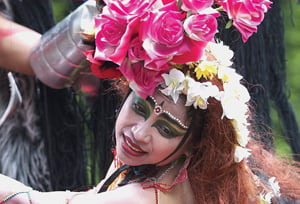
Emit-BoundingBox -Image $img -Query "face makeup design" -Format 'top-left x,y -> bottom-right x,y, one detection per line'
149,96 -> 188,130
114,91 -> 190,166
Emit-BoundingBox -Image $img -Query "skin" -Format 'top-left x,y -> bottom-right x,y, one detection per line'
115,90 -> 191,166
0,15 -> 41,75
0,90 -> 194,204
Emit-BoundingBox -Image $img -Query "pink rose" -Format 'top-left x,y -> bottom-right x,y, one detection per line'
104,0 -> 156,20
128,36 -> 146,62
171,39 -> 207,64
183,14 -> 218,42
143,5 -> 184,48
119,58 -> 166,99
218,0 -> 272,42
141,2 -> 192,70
94,10 -> 140,65
181,0 -> 214,13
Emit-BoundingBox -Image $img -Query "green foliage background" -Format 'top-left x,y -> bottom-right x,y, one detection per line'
272,1 -> 300,157
52,1 -> 300,158
52,0 -> 69,22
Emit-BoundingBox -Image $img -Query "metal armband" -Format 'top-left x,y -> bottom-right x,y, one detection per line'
30,0 -> 98,89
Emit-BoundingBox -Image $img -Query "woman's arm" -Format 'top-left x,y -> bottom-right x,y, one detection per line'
0,15 -> 41,75
0,174 -> 154,204
0,174 -> 79,204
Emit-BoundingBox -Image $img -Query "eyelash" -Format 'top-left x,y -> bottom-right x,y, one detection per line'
154,121 -> 178,139
132,99 -> 148,119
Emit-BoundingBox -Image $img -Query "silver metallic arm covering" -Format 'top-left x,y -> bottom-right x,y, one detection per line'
30,0 -> 98,89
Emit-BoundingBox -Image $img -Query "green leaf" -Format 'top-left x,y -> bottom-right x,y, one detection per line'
225,20 -> 233,29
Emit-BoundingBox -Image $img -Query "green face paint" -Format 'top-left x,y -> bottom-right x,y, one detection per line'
152,119 -> 186,139
131,92 -> 151,120
131,93 -> 187,139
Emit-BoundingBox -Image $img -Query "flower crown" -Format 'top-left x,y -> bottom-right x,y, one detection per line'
87,0 -> 272,163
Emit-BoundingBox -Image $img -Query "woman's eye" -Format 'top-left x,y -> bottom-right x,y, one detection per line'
158,125 -> 171,136
131,99 -> 149,120
155,122 -> 177,139
131,93 -> 151,119
132,102 -> 146,115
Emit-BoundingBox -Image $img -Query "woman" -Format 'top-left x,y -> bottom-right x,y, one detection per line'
1,0 -> 300,203
1,56 -> 300,203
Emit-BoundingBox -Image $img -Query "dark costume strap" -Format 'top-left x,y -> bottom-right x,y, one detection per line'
97,164 -> 157,193
97,164 -> 130,193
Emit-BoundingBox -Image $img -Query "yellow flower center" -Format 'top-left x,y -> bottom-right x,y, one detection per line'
195,64 -> 217,80
222,73 -> 229,83
197,97 -> 205,108
171,80 -> 177,88
182,80 -> 189,94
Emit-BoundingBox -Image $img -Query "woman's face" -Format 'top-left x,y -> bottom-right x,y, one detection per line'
115,90 -> 191,166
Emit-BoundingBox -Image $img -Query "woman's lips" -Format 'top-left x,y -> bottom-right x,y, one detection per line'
122,135 -> 146,156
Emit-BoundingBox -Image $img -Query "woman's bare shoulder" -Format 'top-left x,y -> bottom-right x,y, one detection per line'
71,183 -> 156,204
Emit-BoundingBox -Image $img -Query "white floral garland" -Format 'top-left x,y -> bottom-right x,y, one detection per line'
160,41 -> 251,163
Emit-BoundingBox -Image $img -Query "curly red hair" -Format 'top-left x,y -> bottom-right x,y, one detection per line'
187,77 -> 300,203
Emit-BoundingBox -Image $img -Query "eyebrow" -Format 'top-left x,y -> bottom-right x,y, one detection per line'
146,97 -> 189,130
159,112 -> 188,131
147,96 -> 155,108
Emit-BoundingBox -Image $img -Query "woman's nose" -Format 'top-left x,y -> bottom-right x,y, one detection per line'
131,120 -> 152,144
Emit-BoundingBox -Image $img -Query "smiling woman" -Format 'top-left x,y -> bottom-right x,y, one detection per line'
115,91 -> 190,166
1,0 -> 300,204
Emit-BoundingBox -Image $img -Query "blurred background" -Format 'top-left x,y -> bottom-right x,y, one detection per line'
272,1 -> 300,156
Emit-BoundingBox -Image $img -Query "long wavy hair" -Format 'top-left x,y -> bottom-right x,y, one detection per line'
187,77 -> 300,203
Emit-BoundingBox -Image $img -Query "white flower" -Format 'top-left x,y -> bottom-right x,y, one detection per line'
259,178 -> 281,204
222,100 -> 248,120
237,128 -> 250,147
218,67 -> 243,83
206,42 -> 234,67
224,82 -> 250,103
260,192 -> 273,204
185,80 -> 219,109
268,177 -> 281,197
220,82 -> 250,120
161,69 -> 185,103
231,120 -> 250,147
234,145 -> 251,163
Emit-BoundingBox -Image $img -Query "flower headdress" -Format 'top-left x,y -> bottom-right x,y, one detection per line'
86,0 -> 272,162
